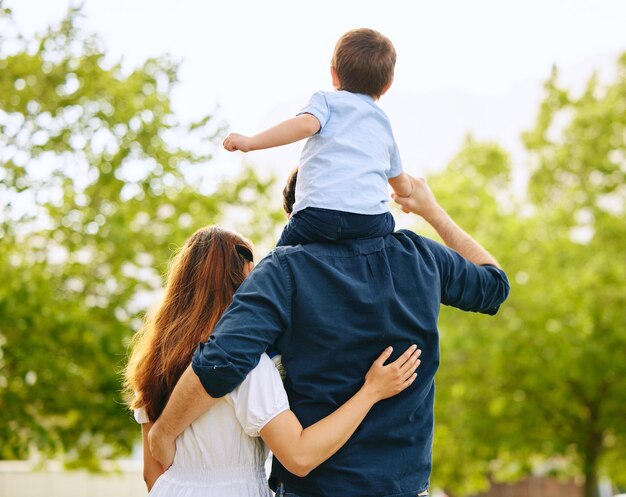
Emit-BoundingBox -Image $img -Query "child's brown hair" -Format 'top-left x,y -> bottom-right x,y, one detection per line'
331,28 -> 396,98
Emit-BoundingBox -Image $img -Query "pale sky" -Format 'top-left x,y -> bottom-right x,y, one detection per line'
7,0 -> 626,183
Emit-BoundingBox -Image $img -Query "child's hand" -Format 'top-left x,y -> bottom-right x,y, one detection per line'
392,176 -> 440,219
223,133 -> 253,152
388,172 -> 413,198
362,345 -> 421,402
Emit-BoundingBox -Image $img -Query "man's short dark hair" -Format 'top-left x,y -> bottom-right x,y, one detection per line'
283,167 -> 298,215
331,28 -> 396,98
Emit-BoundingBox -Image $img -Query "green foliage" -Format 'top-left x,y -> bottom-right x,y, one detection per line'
0,8 -> 283,466
424,57 -> 626,497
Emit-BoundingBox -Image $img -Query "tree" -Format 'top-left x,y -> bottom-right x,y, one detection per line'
422,55 -> 626,497
0,5 -> 283,467
519,57 -> 626,496
424,138 -> 531,497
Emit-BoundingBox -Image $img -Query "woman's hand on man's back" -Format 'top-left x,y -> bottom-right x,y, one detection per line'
362,344 -> 421,402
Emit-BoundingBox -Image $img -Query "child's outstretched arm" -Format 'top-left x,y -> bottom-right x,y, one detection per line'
260,344 -> 421,477
223,114 -> 320,153
388,172 -> 413,198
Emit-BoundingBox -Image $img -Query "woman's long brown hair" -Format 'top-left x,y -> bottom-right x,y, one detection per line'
123,226 -> 253,422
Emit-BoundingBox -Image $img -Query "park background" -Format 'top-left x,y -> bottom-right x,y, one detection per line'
0,1 -> 624,496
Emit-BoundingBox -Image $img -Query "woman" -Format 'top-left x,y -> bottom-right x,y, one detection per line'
124,226 -> 420,496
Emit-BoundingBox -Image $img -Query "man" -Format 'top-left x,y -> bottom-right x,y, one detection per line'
149,174 -> 510,497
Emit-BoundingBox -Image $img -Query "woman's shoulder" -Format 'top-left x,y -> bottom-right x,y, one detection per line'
242,354 -> 277,382
228,353 -> 285,400
227,354 -> 290,437
133,406 -> 150,424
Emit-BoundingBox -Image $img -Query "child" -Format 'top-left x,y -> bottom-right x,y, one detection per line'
223,28 -> 412,246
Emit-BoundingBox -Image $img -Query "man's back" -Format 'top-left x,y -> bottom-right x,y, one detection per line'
193,230 -> 509,497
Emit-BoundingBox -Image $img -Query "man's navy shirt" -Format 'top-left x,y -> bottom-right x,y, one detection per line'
192,230 -> 510,497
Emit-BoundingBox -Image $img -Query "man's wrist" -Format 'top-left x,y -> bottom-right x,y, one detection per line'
151,418 -> 176,441
421,203 -> 446,227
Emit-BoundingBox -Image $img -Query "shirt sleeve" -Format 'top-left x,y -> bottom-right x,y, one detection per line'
133,407 -> 149,424
297,91 -> 330,130
192,250 -> 292,398
404,231 -> 510,315
227,354 -> 290,437
387,139 -> 403,179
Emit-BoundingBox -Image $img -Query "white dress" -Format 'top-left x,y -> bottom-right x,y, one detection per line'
135,354 -> 290,497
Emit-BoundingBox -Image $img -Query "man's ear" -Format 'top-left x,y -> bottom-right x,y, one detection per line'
331,66 -> 341,89
379,78 -> 394,97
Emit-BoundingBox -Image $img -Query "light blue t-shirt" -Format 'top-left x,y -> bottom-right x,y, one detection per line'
292,90 -> 403,215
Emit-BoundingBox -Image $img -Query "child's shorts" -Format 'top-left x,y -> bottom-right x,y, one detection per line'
277,207 -> 395,247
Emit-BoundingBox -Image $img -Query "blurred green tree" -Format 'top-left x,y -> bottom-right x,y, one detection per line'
426,56 -> 626,497
0,5 -> 283,467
